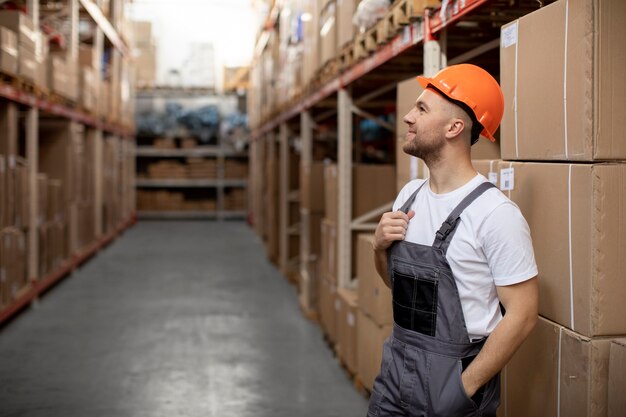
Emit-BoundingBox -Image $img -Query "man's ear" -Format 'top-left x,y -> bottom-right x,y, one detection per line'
445,118 -> 466,139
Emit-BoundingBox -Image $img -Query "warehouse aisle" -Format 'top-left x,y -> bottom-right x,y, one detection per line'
0,221 -> 369,417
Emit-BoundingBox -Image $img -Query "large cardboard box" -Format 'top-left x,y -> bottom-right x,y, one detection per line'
132,21 -> 153,46
356,233 -> 393,326
0,11 -> 36,52
319,275 -> 338,344
337,287 -> 359,374
608,339 -> 626,417
500,0 -> 626,161
0,27 -> 17,76
320,0 -> 338,66
302,0 -> 321,84
498,162 -> 626,337
500,316 -> 612,417
301,161 -> 326,213
357,309 -> 393,392
48,56 -> 68,97
320,218 -> 337,283
0,156 -> 5,229
472,159 -> 500,185
324,164 -> 338,221
337,0 -> 357,48
354,164 -> 396,219
18,45 -> 36,82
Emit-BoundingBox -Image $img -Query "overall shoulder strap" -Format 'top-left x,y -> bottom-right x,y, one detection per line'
398,181 -> 427,214
433,181 -> 497,254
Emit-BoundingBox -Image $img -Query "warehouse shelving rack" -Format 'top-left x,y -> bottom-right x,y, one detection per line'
134,88 -> 248,220
249,0 -> 547,291
0,0 -> 136,325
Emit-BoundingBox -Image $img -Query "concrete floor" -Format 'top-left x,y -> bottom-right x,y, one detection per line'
0,221 -> 369,417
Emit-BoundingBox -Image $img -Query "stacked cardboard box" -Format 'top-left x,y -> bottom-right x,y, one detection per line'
299,161 -> 326,315
0,26 -> 18,76
355,233 -> 393,391
132,21 -> 157,88
0,228 -> 28,310
187,158 -> 217,179
319,0 -> 338,67
223,188 -> 247,211
224,159 -> 248,179
302,0 -> 322,88
78,46 -> 100,114
318,163 -> 396,344
496,2 -> 626,415
136,190 -> 216,212
0,11 -> 39,84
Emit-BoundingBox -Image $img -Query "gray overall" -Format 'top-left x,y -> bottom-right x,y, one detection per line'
367,181 -> 500,417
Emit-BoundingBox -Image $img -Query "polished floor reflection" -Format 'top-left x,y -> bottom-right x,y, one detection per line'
0,221 -> 369,417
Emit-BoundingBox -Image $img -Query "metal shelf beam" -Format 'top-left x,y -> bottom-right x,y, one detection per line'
78,0 -> 130,56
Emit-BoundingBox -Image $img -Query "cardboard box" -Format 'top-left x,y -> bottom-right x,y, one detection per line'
18,45 -> 37,82
302,0 -> 321,85
498,162 -> 626,337
320,0 -> 338,66
500,0 -> 626,161
608,339 -> 626,417
357,309 -> 393,392
337,287 -> 359,374
0,27 -> 18,75
319,275 -> 338,344
326,163 -> 396,223
337,0 -> 357,47
132,21 -> 153,47
356,233 -> 393,326
79,45 -> 97,69
0,11 -> 36,52
0,156 -> 5,229
298,258 -> 320,317
301,161 -> 326,213
320,218 -> 337,283
471,159 -> 500,185
324,164 -> 338,221
500,316 -> 613,417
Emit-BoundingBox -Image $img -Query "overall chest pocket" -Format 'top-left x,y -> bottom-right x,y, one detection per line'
391,260 -> 439,336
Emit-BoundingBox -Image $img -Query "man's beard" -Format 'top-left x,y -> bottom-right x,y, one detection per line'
402,133 -> 444,166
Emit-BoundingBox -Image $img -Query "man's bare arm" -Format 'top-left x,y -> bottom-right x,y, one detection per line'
461,277 -> 539,397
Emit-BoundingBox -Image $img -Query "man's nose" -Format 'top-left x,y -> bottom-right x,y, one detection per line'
403,109 -> 415,125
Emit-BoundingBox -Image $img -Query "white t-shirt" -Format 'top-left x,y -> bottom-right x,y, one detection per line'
393,174 -> 538,340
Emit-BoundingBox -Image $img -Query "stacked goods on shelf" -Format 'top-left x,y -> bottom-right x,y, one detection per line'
298,161 -> 325,316
154,137 -> 176,149
0,26 -> 18,76
0,153 -> 30,310
356,233 -> 392,391
78,46 -> 100,114
224,159 -> 248,179
36,175 -> 67,278
301,0 -> 321,89
187,158 -> 218,179
0,227 -> 28,311
223,188 -> 247,211
137,190 -> 216,212
132,21 -> 157,89
275,1 -> 304,108
38,121 -> 84,256
0,11 -> 40,86
318,163 -> 396,344
335,285 -> 358,373
146,161 -> 186,179
496,1 -> 626,415
265,140 -> 280,262
319,0 -> 338,70
103,136 -> 122,235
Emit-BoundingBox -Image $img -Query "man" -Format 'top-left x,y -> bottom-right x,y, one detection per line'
367,64 -> 538,417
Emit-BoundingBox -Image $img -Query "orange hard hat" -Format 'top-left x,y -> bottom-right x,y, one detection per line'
417,64 -> 504,143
